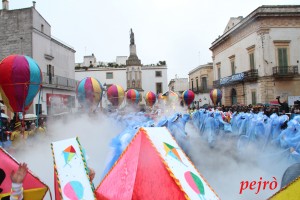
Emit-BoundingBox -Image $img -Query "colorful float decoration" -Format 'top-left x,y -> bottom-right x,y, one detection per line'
126,89 -> 140,104
0,147 -> 49,199
96,127 -> 220,200
51,137 -> 95,200
144,91 -> 156,107
0,55 -> 42,113
210,89 -> 222,105
182,90 -> 195,106
107,84 -> 125,107
76,77 -> 103,111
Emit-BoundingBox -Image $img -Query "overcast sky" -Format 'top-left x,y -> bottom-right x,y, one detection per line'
9,0 -> 300,81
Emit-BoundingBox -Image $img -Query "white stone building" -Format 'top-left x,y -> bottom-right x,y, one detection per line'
210,5 -> 300,106
116,56 -> 128,66
168,76 -> 189,94
75,29 -> 168,106
188,63 -> 214,106
0,1 -> 77,116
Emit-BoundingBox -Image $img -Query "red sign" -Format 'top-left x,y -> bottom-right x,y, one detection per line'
46,94 -> 75,115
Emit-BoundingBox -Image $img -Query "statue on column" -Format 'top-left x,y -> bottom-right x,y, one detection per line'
130,28 -> 135,45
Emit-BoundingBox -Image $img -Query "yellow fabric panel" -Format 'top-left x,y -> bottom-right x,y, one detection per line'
0,192 -> 10,198
23,187 -> 48,200
269,177 -> 300,200
91,78 -> 101,102
0,187 -> 47,200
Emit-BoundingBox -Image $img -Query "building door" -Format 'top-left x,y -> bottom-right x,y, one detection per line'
251,91 -> 257,105
231,88 -> 237,105
278,48 -> 288,75
156,83 -> 162,94
201,77 -> 207,92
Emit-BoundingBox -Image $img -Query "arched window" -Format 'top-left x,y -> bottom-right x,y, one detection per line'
231,88 -> 237,105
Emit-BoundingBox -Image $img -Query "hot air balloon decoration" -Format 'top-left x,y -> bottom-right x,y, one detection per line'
126,89 -> 140,104
144,91 -> 156,107
76,77 -> 103,111
0,55 -> 42,113
107,84 -> 125,107
182,90 -> 195,106
210,89 -> 222,105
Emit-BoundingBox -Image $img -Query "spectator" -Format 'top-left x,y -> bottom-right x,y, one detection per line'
276,96 -> 290,114
0,163 -> 28,200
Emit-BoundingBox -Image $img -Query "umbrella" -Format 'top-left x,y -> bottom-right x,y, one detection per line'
24,113 -> 37,120
0,113 -> 9,119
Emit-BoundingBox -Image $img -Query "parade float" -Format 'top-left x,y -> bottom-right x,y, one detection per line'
96,127 -> 220,200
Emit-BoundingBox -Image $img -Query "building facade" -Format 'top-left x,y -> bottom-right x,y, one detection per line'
0,1 -> 77,116
75,29 -> 168,107
75,62 -> 168,104
188,63 -> 214,106
168,76 -> 189,94
210,5 -> 300,106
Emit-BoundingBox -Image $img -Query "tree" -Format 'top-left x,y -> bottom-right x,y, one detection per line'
157,61 -> 166,66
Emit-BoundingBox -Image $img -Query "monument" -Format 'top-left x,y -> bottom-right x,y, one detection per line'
126,29 -> 143,91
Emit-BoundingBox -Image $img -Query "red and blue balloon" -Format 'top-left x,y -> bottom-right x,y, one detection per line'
126,89 -> 140,104
182,90 -> 195,106
145,91 -> 156,106
0,55 -> 42,113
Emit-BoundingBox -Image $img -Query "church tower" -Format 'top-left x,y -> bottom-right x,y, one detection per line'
126,29 -> 143,92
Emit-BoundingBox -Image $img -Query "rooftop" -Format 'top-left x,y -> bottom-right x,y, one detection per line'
210,5 -> 300,50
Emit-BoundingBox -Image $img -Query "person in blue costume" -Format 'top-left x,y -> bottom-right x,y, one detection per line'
191,110 -> 201,132
213,110 -> 232,136
198,109 -> 208,135
231,112 -> 243,135
157,117 -> 168,127
166,113 -> 190,154
101,112 -> 155,180
202,111 -> 217,148
277,118 -> 300,149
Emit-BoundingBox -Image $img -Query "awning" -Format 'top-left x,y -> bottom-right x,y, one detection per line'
270,100 -> 280,106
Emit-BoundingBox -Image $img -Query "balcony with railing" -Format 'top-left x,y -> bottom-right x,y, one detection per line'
191,86 -> 213,94
213,69 -> 258,88
42,72 -> 78,91
272,66 -> 298,78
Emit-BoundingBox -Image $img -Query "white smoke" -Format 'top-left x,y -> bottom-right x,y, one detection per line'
11,113 -> 124,200
186,123 -> 291,200
8,109 -> 293,200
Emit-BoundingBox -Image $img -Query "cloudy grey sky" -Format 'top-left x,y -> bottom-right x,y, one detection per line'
10,0 -> 300,81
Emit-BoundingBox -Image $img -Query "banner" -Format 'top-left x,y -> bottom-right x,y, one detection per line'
51,137 -> 95,200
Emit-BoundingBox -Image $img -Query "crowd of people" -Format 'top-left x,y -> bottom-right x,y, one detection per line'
189,97 -> 300,119
1,97 -> 300,198
0,112 -> 47,151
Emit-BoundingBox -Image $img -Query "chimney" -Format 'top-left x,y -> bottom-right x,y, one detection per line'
32,1 -> 36,8
2,0 -> 9,10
